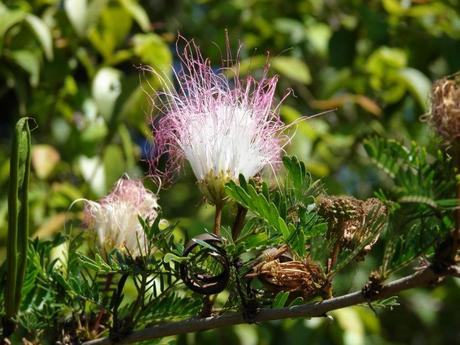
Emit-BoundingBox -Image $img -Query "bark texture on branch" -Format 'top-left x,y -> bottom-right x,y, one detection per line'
83,266 -> 455,345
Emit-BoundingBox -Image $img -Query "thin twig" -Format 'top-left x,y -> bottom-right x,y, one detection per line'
325,225 -> 343,298
82,266 -> 458,345
202,204 -> 225,316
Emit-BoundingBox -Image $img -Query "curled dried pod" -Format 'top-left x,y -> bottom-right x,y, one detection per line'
179,233 -> 230,295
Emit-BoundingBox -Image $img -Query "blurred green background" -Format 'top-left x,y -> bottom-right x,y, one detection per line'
1,0 -> 460,344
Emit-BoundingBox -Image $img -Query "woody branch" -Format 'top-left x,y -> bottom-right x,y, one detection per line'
83,264 -> 458,345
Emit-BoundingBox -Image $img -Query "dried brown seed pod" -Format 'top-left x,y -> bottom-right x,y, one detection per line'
246,246 -> 326,299
429,77 -> 460,142
317,195 -> 387,257
251,259 -> 326,298
317,195 -> 362,234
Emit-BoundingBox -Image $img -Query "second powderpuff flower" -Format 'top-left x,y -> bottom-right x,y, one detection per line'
84,178 -> 160,257
150,39 -> 289,206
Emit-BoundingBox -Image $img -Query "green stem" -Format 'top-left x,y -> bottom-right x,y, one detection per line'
213,204 -> 223,236
201,205 -> 225,317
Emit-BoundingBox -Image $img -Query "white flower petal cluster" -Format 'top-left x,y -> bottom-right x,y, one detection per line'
84,178 -> 159,257
180,105 -> 271,182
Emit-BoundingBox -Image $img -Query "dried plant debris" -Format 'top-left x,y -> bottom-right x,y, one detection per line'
317,195 -> 387,257
429,77 -> 460,143
246,245 -> 327,298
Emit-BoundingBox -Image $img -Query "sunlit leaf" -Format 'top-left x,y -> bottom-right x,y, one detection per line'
0,5 -> 26,38
31,145 -> 60,179
92,67 -> 122,120
133,33 -> 172,73
103,145 -> 125,189
8,50 -> 40,86
64,0 -> 88,36
397,68 -> 431,110
271,56 -> 311,84
119,0 -> 151,32
25,14 -> 53,60
79,156 -> 106,196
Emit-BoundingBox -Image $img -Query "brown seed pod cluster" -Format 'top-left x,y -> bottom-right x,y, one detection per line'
317,195 -> 387,257
429,77 -> 460,143
246,245 -> 327,298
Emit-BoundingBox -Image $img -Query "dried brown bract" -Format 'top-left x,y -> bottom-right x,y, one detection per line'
429,77 -> 460,143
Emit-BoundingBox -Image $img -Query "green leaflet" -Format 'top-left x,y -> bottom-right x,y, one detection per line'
225,156 -> 325,258
272,291 -> 290,308
225,178 -> 292,241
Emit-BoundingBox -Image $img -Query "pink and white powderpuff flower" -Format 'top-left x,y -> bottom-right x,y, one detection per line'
149,39 -> 290,205
83,178 -> 159,257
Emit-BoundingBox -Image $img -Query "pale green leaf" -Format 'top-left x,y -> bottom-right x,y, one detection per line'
103,145 -> 125,189
397,68 -> 431,110
92,67 -> 122,120
31,144 -> 60,180
119,0 -> 150,32
133,33 -> 172,73
0,6 -> 26,38
231,56 -> 266,76
85,0 -> 109,29
25,14 -> 53,60
79,156 -> 106,196
8,50 -> 40,86
271,56 -> 311,84
64,0 -> 88,37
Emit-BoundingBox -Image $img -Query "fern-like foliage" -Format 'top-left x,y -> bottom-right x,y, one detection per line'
364,137 -> 456,275
8,214 -> 200,343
